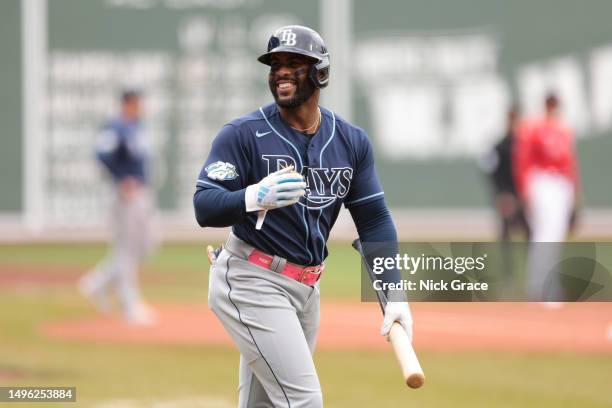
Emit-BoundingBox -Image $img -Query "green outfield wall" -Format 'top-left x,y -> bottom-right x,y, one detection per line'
2,0 -> 612,221
0,0 -> 22,212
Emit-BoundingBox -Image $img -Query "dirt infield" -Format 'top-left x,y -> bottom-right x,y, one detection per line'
0,367 -> 24,381
41,302 -> 612,353
0,264 -> 81,287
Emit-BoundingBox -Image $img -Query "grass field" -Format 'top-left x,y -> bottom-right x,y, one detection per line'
1,242 -> 612,408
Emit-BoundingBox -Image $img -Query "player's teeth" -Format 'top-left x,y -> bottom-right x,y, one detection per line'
278,83 -> 293,89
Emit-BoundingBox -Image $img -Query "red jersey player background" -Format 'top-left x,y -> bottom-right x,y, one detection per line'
514,93 -> 580,242
514,93 -> 580,300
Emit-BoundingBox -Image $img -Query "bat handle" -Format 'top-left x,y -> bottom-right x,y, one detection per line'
389,322 -> 425,389
255,210 -> 267,230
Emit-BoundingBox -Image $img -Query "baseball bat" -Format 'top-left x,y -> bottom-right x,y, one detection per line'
351,239 -> 425,389
255,165 -> 304,231
389,323 -> 425,389
256,210 -> 267,230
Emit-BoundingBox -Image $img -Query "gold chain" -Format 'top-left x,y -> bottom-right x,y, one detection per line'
290,107 -> 321,134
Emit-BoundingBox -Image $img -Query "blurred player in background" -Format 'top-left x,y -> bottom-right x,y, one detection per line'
480,105 -> 530,278
484,105 -> 530,241
79,89 -> 158,325
514,93 -> 580,300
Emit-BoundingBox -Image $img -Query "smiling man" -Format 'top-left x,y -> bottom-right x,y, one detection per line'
193,25 -> 411,407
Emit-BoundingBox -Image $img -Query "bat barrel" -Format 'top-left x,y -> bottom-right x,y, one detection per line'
407,373 -> 426,389
389,323 -> 425,389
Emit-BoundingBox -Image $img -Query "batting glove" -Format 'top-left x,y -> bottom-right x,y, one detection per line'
245,166 -> 306,211
381,302 -> 413,343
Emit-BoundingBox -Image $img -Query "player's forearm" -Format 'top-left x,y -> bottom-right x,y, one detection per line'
349,198 -> 404,301
193,187 -> 247,227
349,197 -> 397,241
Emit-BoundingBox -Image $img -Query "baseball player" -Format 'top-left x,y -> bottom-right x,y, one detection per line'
479,106 -> 530,278
482,106 -> 530,241
194,26 -> 411,407
79,89 -> 157,325
514,93 -> 580,300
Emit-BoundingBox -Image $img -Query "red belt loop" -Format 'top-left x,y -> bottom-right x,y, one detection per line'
247,249 -> 324,285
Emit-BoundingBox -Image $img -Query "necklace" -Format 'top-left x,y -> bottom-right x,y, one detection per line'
290,108 -> 321,134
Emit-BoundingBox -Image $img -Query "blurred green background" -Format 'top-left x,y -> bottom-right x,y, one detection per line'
3,0 -> 612,215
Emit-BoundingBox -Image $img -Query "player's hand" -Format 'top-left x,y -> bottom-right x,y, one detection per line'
245,165 -> 306,211
381,302 -> 413,343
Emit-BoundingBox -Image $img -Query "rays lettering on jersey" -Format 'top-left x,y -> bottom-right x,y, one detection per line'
262,155 -> 353,209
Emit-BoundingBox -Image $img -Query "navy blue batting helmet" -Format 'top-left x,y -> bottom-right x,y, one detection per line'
258,25 -> 330,89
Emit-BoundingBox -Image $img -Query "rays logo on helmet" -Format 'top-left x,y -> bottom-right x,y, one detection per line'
205,161 -> 239,181
278,29 -> 297,46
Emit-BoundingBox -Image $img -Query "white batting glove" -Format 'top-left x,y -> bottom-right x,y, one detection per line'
381,302 -> 413,343
245,166 -> 306,212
